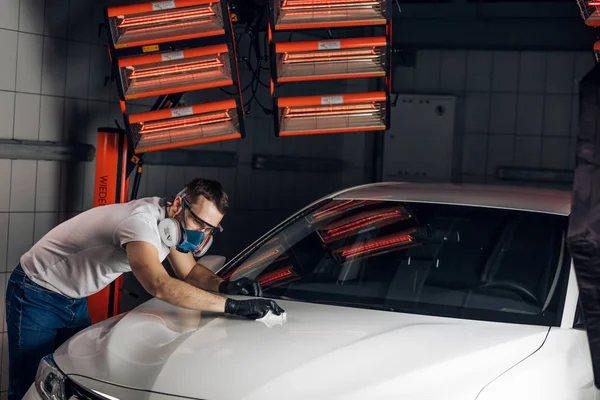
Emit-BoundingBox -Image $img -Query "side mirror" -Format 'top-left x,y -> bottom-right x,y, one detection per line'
198,255 -> 226,273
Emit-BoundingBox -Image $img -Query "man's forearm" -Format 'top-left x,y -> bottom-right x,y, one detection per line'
155,275 -> 226,313
184,263 -> 224,292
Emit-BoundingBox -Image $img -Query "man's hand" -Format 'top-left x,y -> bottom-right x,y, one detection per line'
225,298 -> 285,319
219,277 -> 263,297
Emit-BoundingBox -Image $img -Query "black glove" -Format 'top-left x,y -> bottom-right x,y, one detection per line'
219,278 -> 263,297
224,298 -> 285,319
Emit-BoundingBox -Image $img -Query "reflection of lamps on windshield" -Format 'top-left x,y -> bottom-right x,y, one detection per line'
258,266 -> 300,287
319,206 -> 411,243
309,199 -> 382,224
335,229 -> 421,262
223,246 -> 286,280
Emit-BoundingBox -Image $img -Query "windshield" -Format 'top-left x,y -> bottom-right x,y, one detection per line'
220,199 -> 571,326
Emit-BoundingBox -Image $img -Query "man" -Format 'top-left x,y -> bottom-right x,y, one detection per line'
5,178 -> 284,400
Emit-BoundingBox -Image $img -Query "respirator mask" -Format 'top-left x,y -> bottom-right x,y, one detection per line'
158,190 -> 222,258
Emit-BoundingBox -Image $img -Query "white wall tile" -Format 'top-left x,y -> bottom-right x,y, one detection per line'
466,51 -> 493,91
36,161 -> 61,212
516,94 -> 544,136
10,160 -> 37,212
82,161 -> 95,211
88,45 -> 112,101
487,134 -> 514,175
7,213 -> 34,269
342,131 -> 367,169
462,134 -> 487,175
65,42 -> 90,99
146,166 -> 168,198
519,52 -> 546,93
492,51 -> 519,92
0,274 -> 5,333
34,213 -> 58,242
0,0 -> 19,30
3,272 -> 8,332
543,95 -> 572,137
465,93 -> 490,133
568,137 -> 577,170
0,92 -> 15,140
0,30 -> 18,91
90,2 -> 107,45
514,136 -> 541,168
16,32 -> 43,93
64,98 -> 89,142
571,94 -> 580,137
461,174 -> 486,184
39,96 -> 64,142
490,93 -> 517,134
59,162 -> 85,212
545,52 -> 575,94
13,93 -> 40,141
574,52 -> 595,88
41,38 -> 67,96
234,166 -> 252,210
1,333 -> 8,391
2,389 -> 8,400
68,0 -> 93,42
440,50 -> 466,92
542,137 -> 570,170
0,161 -> 10,212
0,215 -> 8,272
218,168 -> 237,204
44,0 -> 69,38
415,50 -> 441,92
166,166 -> 187,197
19,0 -> 45,34
392,66 -> 415,92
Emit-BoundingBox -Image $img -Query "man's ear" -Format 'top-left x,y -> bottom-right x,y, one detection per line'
172,196 -> 183,215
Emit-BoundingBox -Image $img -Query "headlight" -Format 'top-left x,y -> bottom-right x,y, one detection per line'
35,355 -> 66,400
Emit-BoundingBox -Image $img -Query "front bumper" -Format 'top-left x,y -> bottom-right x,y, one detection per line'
23,384 -> 43,400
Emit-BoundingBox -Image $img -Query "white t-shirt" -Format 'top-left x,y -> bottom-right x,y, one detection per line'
20,197 -> 171,299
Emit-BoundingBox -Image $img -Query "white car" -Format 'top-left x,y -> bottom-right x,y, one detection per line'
25,182 -> 597,400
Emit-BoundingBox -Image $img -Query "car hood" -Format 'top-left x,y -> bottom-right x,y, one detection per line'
55,297 -> 549,400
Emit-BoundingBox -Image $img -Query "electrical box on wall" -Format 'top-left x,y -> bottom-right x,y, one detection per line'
382,94 -> 456,183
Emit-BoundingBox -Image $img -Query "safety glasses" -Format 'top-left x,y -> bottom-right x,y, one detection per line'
183,198 -> 224,235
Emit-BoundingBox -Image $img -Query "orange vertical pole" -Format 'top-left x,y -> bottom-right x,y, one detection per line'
87,128 -> 128,324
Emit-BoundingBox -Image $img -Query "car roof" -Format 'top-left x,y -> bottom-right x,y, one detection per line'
331,182 -> 572,216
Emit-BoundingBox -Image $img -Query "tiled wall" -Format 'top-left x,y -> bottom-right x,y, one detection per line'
394,49 -> 594,188
0,0 -> 372,392
0,0 -> 127,394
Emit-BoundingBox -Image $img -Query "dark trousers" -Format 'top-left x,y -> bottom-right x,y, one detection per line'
5,264 -> 90,400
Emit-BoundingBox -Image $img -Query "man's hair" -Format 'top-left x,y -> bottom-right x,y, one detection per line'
182,178 -> 229,215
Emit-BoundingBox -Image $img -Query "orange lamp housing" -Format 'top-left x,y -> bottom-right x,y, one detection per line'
274,92 -> 390,137
115,44 -> 236,101
271,37 -> 389,83
269,0 -> 391,31
106,0 -> 230,50
125,98 -> 246,153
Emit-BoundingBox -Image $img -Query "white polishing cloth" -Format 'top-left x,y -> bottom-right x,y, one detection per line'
256,310 -> 287,327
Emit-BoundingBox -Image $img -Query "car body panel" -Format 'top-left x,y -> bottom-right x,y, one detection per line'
333,183 -> 571,216
55,297 -> 550,400
476,328 -> 597,400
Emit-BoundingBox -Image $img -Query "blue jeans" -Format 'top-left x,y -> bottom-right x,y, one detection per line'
6,264 -> 91,400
